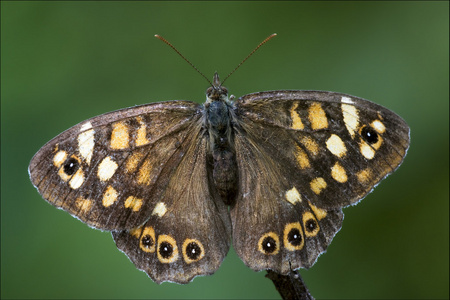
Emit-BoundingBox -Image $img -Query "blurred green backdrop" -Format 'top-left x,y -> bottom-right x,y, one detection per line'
2,1 -> 448,299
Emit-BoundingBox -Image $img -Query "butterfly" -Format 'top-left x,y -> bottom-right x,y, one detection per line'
29,34 -> 410,284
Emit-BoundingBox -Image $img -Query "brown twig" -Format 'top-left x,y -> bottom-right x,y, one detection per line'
266,268 -> 314,300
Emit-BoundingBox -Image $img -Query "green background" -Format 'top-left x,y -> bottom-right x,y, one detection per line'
2,1 -> 448,299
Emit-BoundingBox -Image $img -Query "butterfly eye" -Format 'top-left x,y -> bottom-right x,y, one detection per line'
258,232 -> 280,255
182,239 -> 205,264
360,125 -> 379,144
63,157 -> 80,175
157,235 -> 179,263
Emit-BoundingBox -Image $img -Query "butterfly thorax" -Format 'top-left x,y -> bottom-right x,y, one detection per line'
204,73 -> 238,206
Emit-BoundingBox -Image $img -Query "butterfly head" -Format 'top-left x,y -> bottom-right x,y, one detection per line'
206,72 -> 228,104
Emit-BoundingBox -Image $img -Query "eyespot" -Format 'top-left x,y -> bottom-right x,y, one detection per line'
302,211 -> 320,237
182,239 -> 205,264
258,232 -> 280,255
139,226 -> 156,253
361,125 -> 379,144
283,222 -> 304,251
157,234 -> 178,263
63,157 -> 80,175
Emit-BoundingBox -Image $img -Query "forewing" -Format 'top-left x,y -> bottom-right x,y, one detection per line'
231,90 -> 409,274
235,90 -> 410,209
29,101 -> 203,231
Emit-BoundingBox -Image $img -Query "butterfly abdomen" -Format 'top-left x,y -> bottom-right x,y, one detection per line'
205,100 -> 238,206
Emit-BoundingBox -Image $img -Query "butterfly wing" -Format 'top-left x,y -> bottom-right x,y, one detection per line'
231,90 -> 409,274
113,126 -> 231,283
29,100 -> 232,283
29,101 -> 202,231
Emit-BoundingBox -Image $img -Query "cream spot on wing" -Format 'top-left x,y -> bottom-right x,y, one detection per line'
53,150 -> 67,168
97,156 -> 118,181
308,202 -> 327,220
75,197 -> 93,213
341,96 -> 354,104
342,104 -> 359,138
310,177 -> 327,194
135,116 -> 151,146
371,120 -> 386,134
290,102 -> 304,130
69,168 -> 84,189
137,158 -> 152,185
57,166 -> 70,182
308,102 -> 328,130
299,136 -> 319,156
77,129 -> 95,165
124,196 -> 143,212
102,185 -> 118,207
326,134 -> 347,158
80,121 -> 93,131
295,146 -> 310,169
152,202 -> 167,217
111,122 -> 129,150
357,168 -> 372,184
360,141 -> 375,159
126,152 -> 145,173
285,187 -> 302,205
331,161 -> 348,183
130,226 -> 143,239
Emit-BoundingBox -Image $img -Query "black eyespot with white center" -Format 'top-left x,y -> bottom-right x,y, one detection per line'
361,125 -> 379,144
288,228 -> 302,246
63,157 -> 80,175
284,223 -> 304,251
141,235 -> 154,249
302,212 -> 320,237
182,239 -> 205,264
258,232 -> 280,255
139,227 -> 156,253
186,242 -> 201,260
262,237 -> 276,253
157,235 -> 178,263
159,241 -> 173,259
305,219 -> 317,232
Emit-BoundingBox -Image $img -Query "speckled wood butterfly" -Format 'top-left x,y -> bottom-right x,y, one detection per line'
29,34 -> 410,284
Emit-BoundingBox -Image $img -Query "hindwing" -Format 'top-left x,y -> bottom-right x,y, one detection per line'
113,127 -> 231,283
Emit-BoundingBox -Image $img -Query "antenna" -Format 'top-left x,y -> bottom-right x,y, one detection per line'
155,33 -> 277,86
154,34 -> 212,86
221,33 -> 277,85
